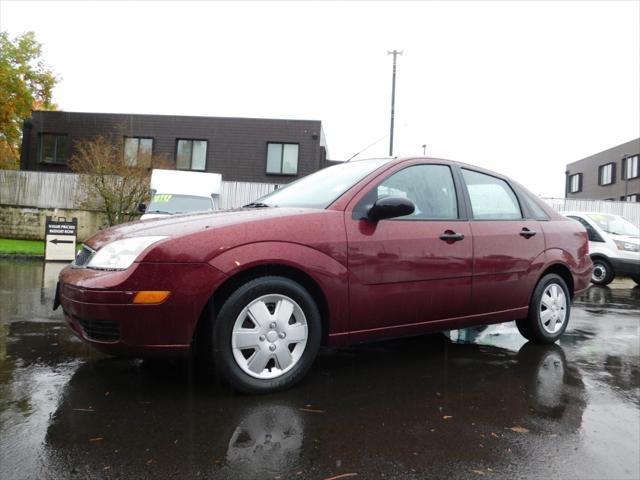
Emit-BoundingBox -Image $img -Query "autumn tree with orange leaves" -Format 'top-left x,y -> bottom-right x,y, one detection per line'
0,31 -> 58,169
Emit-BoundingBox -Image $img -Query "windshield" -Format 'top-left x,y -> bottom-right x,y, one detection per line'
147,194 -> 213,214
587,213 -> 640,236
254,158 -> 392,208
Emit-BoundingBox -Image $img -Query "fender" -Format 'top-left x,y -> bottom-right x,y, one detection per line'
533,248 -> 591,297
208,241 -> 350,341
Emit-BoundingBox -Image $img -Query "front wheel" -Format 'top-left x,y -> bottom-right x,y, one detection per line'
516,274 -> 570,344
212,276 -> 321,394
591,258 -> 614,286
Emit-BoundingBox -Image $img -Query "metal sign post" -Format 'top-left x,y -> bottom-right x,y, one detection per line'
44,216 -> 78,261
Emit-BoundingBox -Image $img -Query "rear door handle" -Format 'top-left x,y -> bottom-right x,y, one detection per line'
519,227 -> 537,238
440,231 -> 465,242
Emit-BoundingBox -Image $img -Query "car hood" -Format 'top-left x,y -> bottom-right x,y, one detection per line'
85,208 -> 318,250
608,233 -> 640,244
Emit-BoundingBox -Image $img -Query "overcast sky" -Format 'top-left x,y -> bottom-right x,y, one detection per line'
1,0 -> 638,196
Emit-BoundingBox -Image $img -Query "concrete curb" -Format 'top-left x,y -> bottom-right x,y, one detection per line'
0,254 -> 44,261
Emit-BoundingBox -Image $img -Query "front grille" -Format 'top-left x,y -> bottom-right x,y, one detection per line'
74,245 -> 94,267
77,317 -> 121,342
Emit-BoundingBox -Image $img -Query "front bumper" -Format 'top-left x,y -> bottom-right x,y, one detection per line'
610,257 -> 640,277
57,261 -> 227,357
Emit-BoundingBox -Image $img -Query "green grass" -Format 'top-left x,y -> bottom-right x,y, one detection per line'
0,238 -> 45,255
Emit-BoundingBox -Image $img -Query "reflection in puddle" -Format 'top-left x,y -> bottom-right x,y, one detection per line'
576,285 -> 640,312
446,322 -> 527,352
0,260 -> 638,479
226,405 -> 303,475
42,262 -> 67,290
533,348 -> 565,409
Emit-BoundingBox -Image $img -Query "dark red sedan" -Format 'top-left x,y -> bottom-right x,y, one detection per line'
56,157 -> 592,393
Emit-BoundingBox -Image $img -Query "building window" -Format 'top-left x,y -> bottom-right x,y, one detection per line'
623,194 -> 639,202
598,163 -> 615,186
176,139 -> 207,171
124,137 -> 153,167
568,173 -> 582,193
39,134 -> 67,164
266,143 -> 299,175
623,155 -> 639,180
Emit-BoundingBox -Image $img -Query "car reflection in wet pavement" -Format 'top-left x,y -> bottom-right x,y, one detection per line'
1,260 -> 638,479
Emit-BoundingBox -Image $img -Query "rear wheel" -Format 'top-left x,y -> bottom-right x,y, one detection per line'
212,276 -> 321,394
591,257 -> 614,286
631,274 -> 640,286
516,273 -> 570,344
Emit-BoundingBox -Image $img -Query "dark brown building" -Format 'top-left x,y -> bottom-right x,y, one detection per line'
565,138 -> 640,202
20,111 -> 330,184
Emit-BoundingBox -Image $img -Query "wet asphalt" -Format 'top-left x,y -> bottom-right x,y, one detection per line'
0,260 -> 638,480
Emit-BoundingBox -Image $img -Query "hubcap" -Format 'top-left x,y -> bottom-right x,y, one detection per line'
539,283 -> 567,334
231,294 -> 308,379
592,263 -> 606,282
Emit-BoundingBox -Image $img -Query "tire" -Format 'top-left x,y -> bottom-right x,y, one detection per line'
211,276 -> 322,394
591,257 -> 614,286
631,275 -> 640,286
515,316 -> 534,341
516,273 -> 571,344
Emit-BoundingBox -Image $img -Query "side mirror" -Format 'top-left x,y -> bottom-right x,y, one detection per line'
137,203 -> 147,213
367,196 -> 415,221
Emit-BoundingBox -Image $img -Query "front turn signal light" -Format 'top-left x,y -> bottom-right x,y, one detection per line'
133,291 -> 171,304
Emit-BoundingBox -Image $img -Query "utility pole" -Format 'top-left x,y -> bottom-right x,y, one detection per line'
623,153 -> 629,199
388,50 -> 402,156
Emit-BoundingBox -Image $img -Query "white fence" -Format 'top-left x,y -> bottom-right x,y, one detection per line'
0,170 -> 277,211
218,181 -> 277,210
542,197 -> 640,226
3,170 -> 636,223
0,170 -> 81,209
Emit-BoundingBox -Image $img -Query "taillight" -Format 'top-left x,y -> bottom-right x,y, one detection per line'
585,232 -> 589,254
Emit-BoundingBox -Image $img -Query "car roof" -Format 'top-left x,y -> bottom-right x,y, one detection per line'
357,156 -> 510,179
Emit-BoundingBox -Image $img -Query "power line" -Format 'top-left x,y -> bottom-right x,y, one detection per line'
346,133 -> 389,162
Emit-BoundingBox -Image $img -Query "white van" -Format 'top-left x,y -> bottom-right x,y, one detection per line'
140,169 -> 222,220
564,211 -> 640,286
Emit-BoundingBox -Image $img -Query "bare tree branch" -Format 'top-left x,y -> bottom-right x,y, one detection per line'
69,135 -> 168,226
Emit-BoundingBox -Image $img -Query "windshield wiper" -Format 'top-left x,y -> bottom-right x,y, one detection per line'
243,202 -> 271,208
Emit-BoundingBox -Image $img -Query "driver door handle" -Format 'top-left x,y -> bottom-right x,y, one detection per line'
439,231 -> 465,242
519,227 -> 537,238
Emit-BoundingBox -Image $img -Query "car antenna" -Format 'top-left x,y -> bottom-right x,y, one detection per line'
346,133 -> 389,162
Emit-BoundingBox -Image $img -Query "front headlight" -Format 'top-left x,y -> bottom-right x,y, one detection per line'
613,240 -> 640,252
87,236 -> 167,270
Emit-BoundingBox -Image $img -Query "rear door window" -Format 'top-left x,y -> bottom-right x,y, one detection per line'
520,191 -> 550,220
462,169 -> 522,220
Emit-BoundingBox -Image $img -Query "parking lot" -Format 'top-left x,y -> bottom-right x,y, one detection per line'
1,259 -> 638,480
